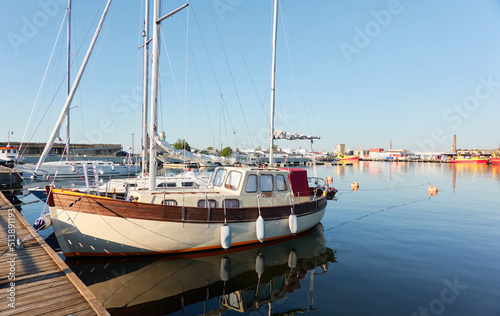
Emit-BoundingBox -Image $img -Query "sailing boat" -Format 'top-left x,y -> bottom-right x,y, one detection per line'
15,0 -> 138,180
46,0 -> 334,257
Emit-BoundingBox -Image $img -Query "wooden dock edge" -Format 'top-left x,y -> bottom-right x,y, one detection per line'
0,192 -> 109,316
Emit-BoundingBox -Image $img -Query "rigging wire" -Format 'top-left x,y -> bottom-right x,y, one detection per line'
18,10 -> 68,157
189,5 -> 229,146
79,2 -> 123,144
159,29 -> 188,135
207,1 -> 255,150
278,1 -> 313,135
178,1 -> 216,146
225,18 -> 269,126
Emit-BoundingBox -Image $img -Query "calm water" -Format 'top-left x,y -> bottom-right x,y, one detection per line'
17,162 -> 500,315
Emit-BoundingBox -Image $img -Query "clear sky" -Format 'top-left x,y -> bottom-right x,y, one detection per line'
1,0 -> 500,153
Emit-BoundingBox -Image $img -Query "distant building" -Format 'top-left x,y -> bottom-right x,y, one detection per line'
334,143 -> 345,155
354,149 -> 369,157
1,142 -> 122,156
368,148 -> 384,159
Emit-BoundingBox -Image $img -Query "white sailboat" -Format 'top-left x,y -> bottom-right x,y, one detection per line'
45,0 -> 335,257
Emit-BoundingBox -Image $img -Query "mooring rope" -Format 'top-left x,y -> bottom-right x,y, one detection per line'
325,196 -> 431,231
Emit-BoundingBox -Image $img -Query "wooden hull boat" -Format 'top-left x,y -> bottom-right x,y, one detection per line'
47,167 -> 332,257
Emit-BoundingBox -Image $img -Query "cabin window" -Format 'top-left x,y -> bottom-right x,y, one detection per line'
161,200 -> 177,206
260,174 -> 274,192
157,182 -> 176,188
1,150 -> 4,153
225,171 -> 242,190
13,150 -> 17,154
181,181 -> 194,187
223,199 -> 240,208
276,174 -> 288,191
213,169 -> 227,187
7,150 -> 11,154
198,199 -> 217,208
245,174 -> 257,192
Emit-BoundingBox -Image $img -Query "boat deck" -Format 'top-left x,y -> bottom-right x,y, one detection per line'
0,191 -> 109,315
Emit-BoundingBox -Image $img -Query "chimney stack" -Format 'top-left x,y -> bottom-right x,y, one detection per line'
453,135 -> 457,153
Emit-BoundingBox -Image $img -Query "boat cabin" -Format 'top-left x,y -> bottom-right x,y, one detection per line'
131,167 -> 313,207
0,146 -> 19,166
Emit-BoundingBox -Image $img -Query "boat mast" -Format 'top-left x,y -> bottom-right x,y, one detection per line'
269,0 -> 278,167
142,0 -> 150,177
148,0 -> 161,190
33,0 -> 113,179
65,0 -> 71,157
148,2 -> 189,190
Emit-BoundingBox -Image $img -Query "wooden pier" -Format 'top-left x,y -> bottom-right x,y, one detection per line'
0,166 -> 23,197
0,191 -> 109,315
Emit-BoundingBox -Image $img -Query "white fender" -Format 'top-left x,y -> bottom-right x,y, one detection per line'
288,214 -> 298,235
221,224 -> 232,250
288,249 -> 298,269
256,215 -> 265,242
34,213 -> 52,230
255,253 -> 265,276
220,256 -> 231,282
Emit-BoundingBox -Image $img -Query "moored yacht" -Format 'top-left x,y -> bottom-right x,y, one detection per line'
46,166 -> 333,257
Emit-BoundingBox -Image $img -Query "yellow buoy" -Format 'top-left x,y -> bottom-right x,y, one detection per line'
428,185 -> 438,196
351,182 -> 359,191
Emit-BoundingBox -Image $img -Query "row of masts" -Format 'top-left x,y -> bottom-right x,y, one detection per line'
32,0 -> 280,189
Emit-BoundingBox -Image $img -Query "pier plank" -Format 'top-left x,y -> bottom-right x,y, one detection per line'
0,192 -> 109,315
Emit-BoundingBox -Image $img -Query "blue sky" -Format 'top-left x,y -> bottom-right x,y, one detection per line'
1,0 -> 500,153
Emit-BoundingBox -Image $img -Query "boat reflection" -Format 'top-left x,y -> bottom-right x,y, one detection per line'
66,224 -> 336,315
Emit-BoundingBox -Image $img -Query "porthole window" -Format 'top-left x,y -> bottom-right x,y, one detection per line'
198,199 -> 217,208
223,199 -> 240,208
161,200 -> 177,206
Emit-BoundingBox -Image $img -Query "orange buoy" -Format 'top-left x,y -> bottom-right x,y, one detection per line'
428,185 -> 438,196
326,176 -> 333,185
351,182 -> 359,191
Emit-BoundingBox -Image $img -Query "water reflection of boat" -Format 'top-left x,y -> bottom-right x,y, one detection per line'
66,224 -> 335,315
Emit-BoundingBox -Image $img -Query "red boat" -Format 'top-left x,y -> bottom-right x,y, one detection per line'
338,155 -> 360,162
450,156 -> 488,164
490,155 -> 500,165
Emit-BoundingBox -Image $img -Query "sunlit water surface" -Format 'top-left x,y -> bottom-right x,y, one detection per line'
18,162 -> 500,315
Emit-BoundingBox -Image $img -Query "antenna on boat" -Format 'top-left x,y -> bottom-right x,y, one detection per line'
269,0 -> 278,167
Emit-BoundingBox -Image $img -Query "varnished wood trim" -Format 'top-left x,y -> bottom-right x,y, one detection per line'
51,189 -> 327,224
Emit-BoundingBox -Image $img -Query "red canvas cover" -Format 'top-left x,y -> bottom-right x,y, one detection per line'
280,168 -> 309,197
